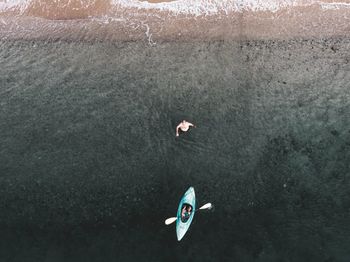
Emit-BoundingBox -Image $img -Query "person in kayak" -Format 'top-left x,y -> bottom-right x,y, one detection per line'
176,120 -> 196,137
181,204 -> 192,222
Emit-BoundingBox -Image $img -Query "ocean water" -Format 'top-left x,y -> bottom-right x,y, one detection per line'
0,37 -> 350,261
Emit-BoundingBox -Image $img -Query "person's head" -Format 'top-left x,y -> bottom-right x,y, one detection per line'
182,120 -> 186,123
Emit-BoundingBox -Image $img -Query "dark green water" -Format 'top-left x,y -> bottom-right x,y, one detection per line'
0,38 -> 350,261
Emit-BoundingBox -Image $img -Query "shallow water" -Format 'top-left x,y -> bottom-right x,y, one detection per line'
0,38 -> 350,261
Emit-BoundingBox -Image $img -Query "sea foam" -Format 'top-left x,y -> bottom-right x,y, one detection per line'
113,0 -> 317,15
1,0 -> 350,17
0,0 -> 30,13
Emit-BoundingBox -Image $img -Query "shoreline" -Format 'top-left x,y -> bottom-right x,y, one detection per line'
1,4 -> 350,42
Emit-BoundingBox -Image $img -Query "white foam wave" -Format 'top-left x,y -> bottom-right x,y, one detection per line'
319,2 -> 350,10
113,0 -> 318,15
2,0 -> 350,17
0,0 -> 30,13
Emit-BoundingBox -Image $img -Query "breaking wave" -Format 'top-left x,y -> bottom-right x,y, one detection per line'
1,0 -> 350,19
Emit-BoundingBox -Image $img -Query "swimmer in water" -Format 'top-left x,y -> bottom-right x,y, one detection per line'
176,120 -> 196,137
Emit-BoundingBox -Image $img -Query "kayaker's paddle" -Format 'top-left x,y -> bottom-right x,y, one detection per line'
164,203 -> 213,225
197,202 -> 213,211
165,217 -> 177,225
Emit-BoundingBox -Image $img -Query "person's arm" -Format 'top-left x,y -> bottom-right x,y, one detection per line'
188,122 -> 196,128
176,124 -> 181,136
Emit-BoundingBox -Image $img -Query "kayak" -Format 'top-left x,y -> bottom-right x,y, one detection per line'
176,187 -> 196,241
165,187 -> 212,241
